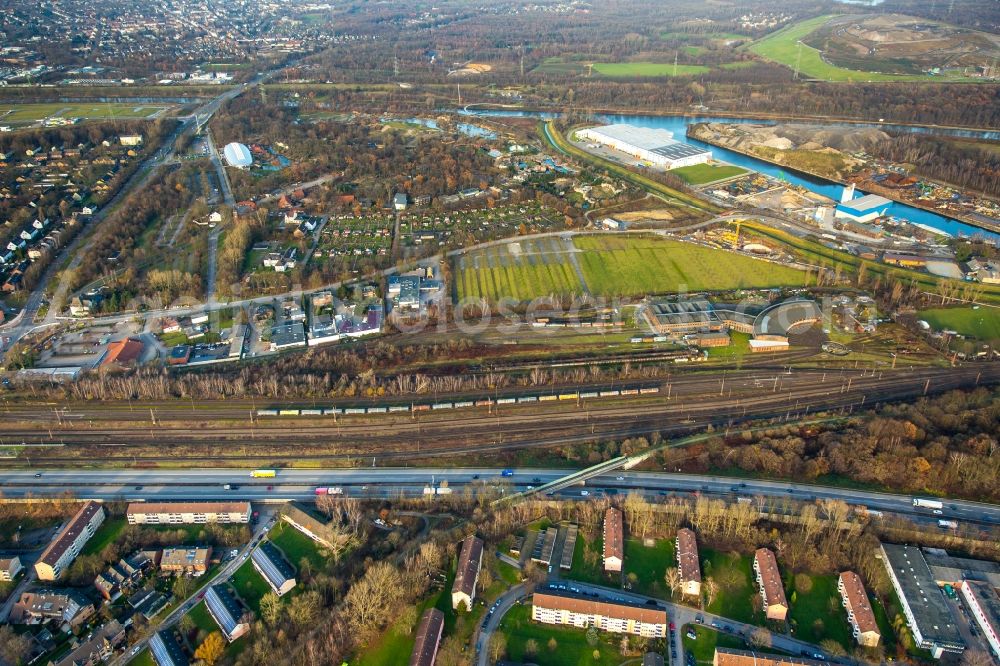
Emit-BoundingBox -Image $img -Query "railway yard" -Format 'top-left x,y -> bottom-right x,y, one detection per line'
0,363 -> 994,467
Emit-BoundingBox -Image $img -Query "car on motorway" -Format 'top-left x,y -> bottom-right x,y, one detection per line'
33,472 -> 41,478
933,509 -> 943,515
134,485 -> 142,490
616,475 -> 625,481
580,490 -> 589,496
267,485 -> 273,491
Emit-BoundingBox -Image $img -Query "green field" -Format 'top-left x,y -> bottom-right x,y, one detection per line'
623,537 -> 676,598
575,235 -> 812,296
785,574 -> 854,649
720,61 -> 758,70
269,520 -> 329,571
566,530 -> 612,586
0,103 -> 170,123
498,604 -> 621,665
669,163 -> 748,185
229,559 -> 275,613
455,241 -> 583,302
749,15 -> 978,82
917,307 -> 1000,341
126,649 -> 156,666
702,549 -> 758,625
80,518 -> 127,556
683,625 -> 747,665
593,62 -> 711,77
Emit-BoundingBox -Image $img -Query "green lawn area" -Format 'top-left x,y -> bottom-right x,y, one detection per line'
566,530 -> 613,586
749,15 -> 979,82
498,603 -> 621,665
683,625 -> 747,665
706,331 -> 752,364
229,559 -> 274,614
0,103 -> 170,123
669,163 -> 748,185
187,600 -> 217,635
455,250 -> 583,302
593,62 -> 711,77
497,560 -> 522,586
720,61 -> 757,70
574,235 -> 812,297
533,57 -> 588,76
623,537 -> 676,598
159,331 -> 190,347
269,520 -> 328,572
80,517 -> 127,556
785,574 -> 853,650
701,549 -> 758,625
917,307 -> 1000,341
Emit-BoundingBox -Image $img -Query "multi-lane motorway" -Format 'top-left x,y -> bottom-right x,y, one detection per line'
2,467 -> 997,527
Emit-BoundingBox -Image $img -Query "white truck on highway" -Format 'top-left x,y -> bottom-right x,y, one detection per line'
913,498 -> 944,510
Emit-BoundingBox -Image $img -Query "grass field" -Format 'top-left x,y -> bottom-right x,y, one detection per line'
669,163 -> 748,185
126,649 -> 156,666
80,518 -> 127,556
593,62 -> 711,77
917,307 -> 1000,341
574,236 -> 812,296
455,239 -> 584,302
623,537 -> 676,598
269,520 -> 328,571
785,574 -> 854,649
749,15 -> 978,82
566,530 -> 612,586
0,103 -> 170,123
683,625 -> 747,665
498,604 -> 621,664
702,549 -> 758,625
720,61 -> 757,70
229,559 -> 275,613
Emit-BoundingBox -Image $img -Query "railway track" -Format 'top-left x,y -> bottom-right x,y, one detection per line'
1,365 -> 993,466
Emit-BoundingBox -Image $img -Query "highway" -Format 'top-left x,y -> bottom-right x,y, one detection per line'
1,467 -> 997,527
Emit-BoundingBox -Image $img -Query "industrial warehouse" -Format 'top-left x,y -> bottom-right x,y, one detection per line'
576,124 -> 712,169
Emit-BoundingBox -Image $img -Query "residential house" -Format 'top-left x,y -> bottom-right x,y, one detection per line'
251,543 -> 296,596
35,501 -> 105,581
10,589 -> 95,630
676,528 -> 701,598
753,548 -> 788,621
50,619 -> 125,666
205,585 -> 249,642
409,608 -> 444,666
532,590 -> 667,637
160,547 -> 211,576
280,503 -> 335,549
603,508 -> 623,573
126,502 -> 250,525
0,554 -> 23,581
838,571 -> 881,647
451,535 -> 483,611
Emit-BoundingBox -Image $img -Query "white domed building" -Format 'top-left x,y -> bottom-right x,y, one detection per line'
223,142 -> 253,168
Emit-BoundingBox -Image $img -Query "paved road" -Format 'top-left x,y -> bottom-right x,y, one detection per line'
0,468 -> 996,527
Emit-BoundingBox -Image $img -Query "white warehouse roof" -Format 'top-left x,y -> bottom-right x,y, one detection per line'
223,142 -> 252,168
582,124 -> 676,150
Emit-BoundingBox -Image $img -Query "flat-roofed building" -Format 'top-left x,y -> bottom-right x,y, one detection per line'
35,501 -> 105,581
150,629 -> 189,666
643,654 -> 665,666
714,648 -> 825,666
451,535 -> 484,611
160,547 -> 212,575
127,502 -> 250,525
923,548 -> 1000,588
959,580 -> 1000,661
409,608 -> 444,666
838,571 -> 880,647
577,124 -> 711,169
753,548 -> 788,621
676,528 -> 701,598
532,590 -> 667,637
880,543 -> 964,657
205,585 -> 249,642
281,503 -> 336,549
0,554 -> 23,581
603,508 -> 623,573
251,543 -> 296,596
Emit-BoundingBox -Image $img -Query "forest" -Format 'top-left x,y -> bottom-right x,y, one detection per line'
873,134 -> 1000,197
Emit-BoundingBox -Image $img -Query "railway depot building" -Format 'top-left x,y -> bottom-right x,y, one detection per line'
532,590 -> 668,637
35,501 -> 105,581
126,501 -> 251,525
451,535 -> 484,611
754,548 -> 789,621
838,571 -> 881,647
577,124 -> 711,170
880,543 -> 964,657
